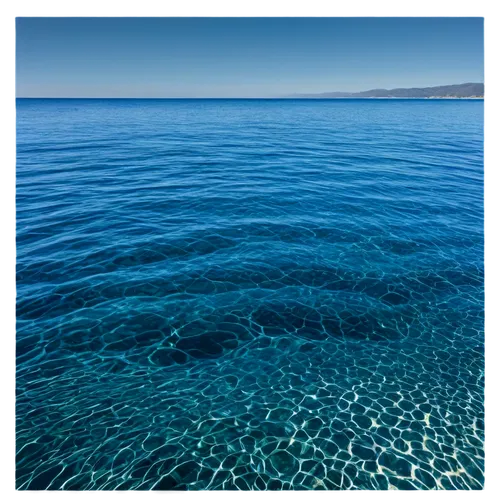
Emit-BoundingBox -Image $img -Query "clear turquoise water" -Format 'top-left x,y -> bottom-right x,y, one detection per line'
16,99 -> 484,490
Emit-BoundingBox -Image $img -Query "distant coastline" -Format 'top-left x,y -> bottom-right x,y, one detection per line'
291,83 -> 484,99
285,96 -> 486,101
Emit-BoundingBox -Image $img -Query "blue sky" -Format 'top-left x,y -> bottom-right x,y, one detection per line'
16,18 -> 484,98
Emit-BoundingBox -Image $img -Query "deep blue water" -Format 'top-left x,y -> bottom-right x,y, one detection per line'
16,99 -> 484,490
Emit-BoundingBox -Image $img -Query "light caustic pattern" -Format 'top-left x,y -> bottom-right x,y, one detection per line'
16,99 -> 484,490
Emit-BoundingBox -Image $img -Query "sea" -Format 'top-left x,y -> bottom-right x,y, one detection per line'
16,98 -> 484,490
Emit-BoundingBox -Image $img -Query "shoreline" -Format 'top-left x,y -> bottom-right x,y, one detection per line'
287,96 -> 484,100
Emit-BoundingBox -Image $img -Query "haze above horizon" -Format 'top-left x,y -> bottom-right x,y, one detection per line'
16,18 -> 484,98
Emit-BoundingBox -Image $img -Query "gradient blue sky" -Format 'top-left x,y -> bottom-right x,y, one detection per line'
16,18 -> 484,98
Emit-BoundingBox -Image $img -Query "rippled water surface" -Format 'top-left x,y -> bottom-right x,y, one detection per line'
16,99 -> 484,490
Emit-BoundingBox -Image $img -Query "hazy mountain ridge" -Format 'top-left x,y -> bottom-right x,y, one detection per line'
293,83 -> 484,98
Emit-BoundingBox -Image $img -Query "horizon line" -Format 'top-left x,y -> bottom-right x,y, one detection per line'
15,97 -> 485,100
16,82 -> 484,100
